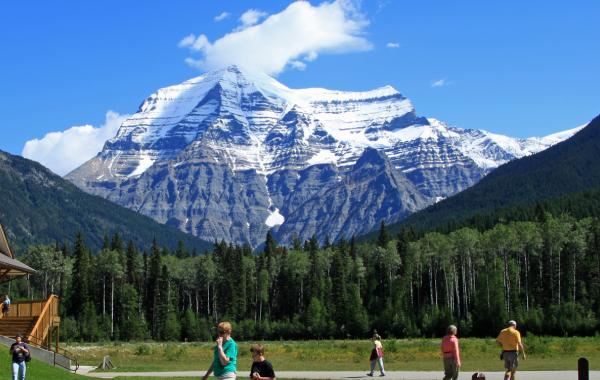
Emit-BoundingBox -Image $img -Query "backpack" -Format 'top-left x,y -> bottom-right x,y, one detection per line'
471,373 -> 485,380
25,353 -> 31,362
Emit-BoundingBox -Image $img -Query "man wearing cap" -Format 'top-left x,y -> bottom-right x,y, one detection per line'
496,320 -> 526,380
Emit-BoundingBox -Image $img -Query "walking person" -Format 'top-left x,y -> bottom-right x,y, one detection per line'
249,344 -> 276,380
496,320 -> 526,380
367,333 -> 385,376
202,322 -> 238,380
10,334 -> 30,380
441,325 -> 461,380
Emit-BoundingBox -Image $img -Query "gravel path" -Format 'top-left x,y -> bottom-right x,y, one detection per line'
81,370 -> 600,379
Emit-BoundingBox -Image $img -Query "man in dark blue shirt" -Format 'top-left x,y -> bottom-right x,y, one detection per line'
10,334 -> 30,380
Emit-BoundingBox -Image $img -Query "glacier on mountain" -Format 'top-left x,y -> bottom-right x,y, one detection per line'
66,65 -> 580,246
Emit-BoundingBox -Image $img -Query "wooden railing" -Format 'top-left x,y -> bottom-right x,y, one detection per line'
0,295 -> 75,371
26,294 -> 60,347
4,298 -> 48,318
27,334 -> 79,372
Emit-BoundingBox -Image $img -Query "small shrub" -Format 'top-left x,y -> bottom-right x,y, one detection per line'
163,345 -> 187,361
385,339 -> 398,353
561,338 -> 578,354
135,345 -> 151,356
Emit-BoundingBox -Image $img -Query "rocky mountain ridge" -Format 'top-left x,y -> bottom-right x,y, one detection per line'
66,65 -> 579,246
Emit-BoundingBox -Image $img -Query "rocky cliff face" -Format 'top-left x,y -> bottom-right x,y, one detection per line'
66,65 -> 579,246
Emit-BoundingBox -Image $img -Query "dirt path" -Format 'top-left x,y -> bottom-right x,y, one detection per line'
81,370 -> 600,379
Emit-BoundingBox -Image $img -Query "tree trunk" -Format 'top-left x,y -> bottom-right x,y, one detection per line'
103,277 -> 106,316
111,274 -> 114,337
557,247 -> 561,305
573,251 -> 577,302
524,249 -> 530,311
206,282 -> 210,317
428,260 -> 433,307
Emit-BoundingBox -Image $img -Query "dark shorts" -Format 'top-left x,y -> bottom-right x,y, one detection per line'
503,351 -> 518,370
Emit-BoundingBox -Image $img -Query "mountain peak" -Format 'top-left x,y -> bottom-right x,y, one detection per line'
67,69 -> 580,246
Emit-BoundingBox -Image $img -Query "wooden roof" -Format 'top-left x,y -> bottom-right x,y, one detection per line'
0,224 -> 36,283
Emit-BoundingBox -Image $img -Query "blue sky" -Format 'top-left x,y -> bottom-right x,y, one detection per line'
1,1 -> 599,167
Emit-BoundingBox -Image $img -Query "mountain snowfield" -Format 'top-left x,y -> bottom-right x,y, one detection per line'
66,65 -> 581,246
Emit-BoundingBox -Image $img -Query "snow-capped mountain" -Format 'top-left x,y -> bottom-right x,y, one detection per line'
66,65 -> 579,246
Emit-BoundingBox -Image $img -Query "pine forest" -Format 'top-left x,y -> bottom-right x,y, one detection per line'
4,209 -> 600,343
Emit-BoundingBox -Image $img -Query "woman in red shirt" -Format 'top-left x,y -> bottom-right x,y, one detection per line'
441,325 -> 461,380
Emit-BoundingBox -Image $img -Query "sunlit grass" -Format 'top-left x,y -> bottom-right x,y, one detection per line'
0,358 -> 88,379
65,336 -> 600,373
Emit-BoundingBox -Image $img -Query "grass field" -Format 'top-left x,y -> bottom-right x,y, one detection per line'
64,336 -> 600,373
1,358 -> 88,379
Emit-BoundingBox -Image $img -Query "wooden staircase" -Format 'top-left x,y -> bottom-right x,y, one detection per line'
0,295 -> 61,349
0,295 -> 77,371
0,316 -> 36,338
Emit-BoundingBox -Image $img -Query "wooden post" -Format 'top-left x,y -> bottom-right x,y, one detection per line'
578,357 -> 589,380
55,325 -> 59,353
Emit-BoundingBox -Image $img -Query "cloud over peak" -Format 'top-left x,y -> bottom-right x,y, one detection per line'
178,0 -> 371,75
239,9 -> 268,29
22,111 -> 129,176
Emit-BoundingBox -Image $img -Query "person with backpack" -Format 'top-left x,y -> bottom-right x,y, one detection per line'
441,325 -> 461,380
496,320 -> 526,380
10,334 -> 30,380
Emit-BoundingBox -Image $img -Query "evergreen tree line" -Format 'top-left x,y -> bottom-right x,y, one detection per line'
7,212 -> 600,342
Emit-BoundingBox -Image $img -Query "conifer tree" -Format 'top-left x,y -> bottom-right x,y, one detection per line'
377,220 -> 390,248
146,238 -> 162,337
69,232 -> 91,317
330,247 -> 349,332
175,240 -> 189,259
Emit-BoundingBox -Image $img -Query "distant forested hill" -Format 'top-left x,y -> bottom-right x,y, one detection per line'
0,150 -> 213,252
382,114 -> 600,235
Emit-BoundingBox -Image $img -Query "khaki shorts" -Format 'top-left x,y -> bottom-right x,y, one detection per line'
503,351 -> 518,369
217,372 -> 236,380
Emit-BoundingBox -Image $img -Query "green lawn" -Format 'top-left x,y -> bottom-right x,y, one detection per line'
1,358 -> 88,379
65,336 -> 600,373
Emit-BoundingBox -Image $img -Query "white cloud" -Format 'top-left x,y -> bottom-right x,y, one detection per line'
178,0 -> 372,75
184,57 -> 204,69
376,0 -> 391,13
178,33 -> 210,52
304,51 -> 318,61
431,78 -> 448,88
22,111 -> 129,176
386,42 -> 400,48
290,60 -> 307,70
239,9 -> 268,29
214,12 -> 230,22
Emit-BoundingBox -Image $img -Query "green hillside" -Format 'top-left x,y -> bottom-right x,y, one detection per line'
385,114 -> 600,235
0,150 -> 213,253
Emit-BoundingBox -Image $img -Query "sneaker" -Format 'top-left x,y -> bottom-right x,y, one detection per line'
367,373 -> 373,377
379,374 -> 386,377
